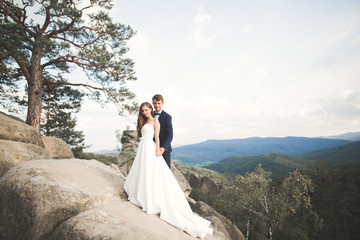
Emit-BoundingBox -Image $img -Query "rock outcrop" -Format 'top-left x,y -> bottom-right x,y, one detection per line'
191,201 -> 244,240
171,164 -> 192,197
0,158 -> 245,240
0,139 -> 50,176
0,113 -> 245,240
0,112 -> 73,177
186,173 -> 222,196
0,111 -> 44,147
121,129 -> 139,151
42,136 -> 74,159
117,130 -> 138,175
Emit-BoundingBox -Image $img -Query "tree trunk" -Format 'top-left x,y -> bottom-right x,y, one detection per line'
246,217 -> 251,240
26,43 -> 43,132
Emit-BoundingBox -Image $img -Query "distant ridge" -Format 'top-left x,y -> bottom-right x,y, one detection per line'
172,136 -> 349,166
320,132 -> 360,142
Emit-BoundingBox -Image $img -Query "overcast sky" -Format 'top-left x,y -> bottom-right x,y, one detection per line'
77,0 -> 360,152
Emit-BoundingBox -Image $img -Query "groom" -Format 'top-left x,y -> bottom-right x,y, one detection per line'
152,94 -> 173,169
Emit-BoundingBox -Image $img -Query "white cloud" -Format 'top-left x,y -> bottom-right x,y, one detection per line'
193,12 -> 212,29
354,34 -> 360,46
193,16 -> 211,42
323,91 -> 360,117
185,8 -> 216,56
244,24 -> 255,33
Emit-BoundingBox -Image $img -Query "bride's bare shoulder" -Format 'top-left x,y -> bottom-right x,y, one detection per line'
149,118 -> 158,127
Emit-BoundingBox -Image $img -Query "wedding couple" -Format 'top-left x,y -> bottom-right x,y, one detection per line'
123,94 -> 213,238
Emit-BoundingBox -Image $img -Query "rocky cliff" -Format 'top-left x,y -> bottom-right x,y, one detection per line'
185,173 -> 223,196
0,112 -> 245,240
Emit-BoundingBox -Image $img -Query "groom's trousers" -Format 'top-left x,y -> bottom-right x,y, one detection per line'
163,151 -> 171,169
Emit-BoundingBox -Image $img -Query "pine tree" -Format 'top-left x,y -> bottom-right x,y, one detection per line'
0,0 -> 137,131
42,85 -> 88,156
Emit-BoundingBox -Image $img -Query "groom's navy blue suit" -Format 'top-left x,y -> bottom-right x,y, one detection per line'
157,110 -> 173,168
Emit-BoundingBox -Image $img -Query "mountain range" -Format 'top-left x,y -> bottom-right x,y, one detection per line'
172,136 -> 351,166
205,140 -> 360,178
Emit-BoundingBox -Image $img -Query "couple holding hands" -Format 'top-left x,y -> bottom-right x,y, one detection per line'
123,94 -> 213,238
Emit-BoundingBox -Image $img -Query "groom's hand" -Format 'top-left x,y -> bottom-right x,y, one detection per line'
156,148 -> 162,157
160,147 -> 165,154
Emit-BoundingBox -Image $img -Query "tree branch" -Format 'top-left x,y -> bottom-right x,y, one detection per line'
50,34 -> 100,48
45,18 -> 77,38
44,1 -> 97,38
43,75 -> 106,91
42,74 -> 124,114
264,195 -> 269,214
0,37 -> 30,80
71,56 -> 101,68
41,56 -> 67,68
41,55 -> 101,69
231,201 -> 265,218
0,3 -> 36,38
69,25 -> 102,32
40,2 -> 51,34
80,1 -> 95,11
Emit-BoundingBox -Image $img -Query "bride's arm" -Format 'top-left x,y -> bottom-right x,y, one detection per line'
154,119 -> 162,157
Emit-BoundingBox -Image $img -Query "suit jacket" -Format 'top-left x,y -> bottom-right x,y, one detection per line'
157,110 -> 173,152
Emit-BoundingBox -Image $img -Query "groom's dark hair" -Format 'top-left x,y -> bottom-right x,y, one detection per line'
152,94 -> 164,102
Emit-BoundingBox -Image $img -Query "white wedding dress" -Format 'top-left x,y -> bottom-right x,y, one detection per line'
123,124 -> 213,238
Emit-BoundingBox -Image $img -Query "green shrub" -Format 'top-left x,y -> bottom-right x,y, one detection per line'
76,152 -> 118,166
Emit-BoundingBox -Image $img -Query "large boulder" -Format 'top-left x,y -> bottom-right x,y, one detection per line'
186,173 -> 222,196
42,136 -> 74,159
50,200 -> 235,240
0,112 -> 74,177
50,201 -> 200,240
0,159 -> 126,240
0,139 -> 50,177
0,112 -> 44,147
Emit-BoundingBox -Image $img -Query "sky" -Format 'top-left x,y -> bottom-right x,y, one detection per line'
76,0 -> 360,152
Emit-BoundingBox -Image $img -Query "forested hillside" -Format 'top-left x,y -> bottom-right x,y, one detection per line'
205,153 -> 311,178
184,164 -> 360,240
300,140 -> 360,169
178,152 -> 360,239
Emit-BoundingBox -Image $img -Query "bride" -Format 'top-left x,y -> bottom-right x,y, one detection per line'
123,102 -> 213,238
